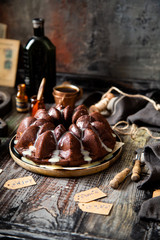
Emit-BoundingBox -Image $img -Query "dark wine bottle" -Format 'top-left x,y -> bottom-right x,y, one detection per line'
24,18 -> 56,103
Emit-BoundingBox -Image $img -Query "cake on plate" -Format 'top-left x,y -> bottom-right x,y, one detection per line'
14,104 -> 116,167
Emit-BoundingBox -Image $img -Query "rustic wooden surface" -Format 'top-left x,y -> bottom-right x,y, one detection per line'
0,87 -> 160,240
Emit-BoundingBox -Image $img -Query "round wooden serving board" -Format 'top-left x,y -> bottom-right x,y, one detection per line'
9,135 -> 123,177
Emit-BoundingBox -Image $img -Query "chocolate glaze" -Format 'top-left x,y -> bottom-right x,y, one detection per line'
14,104 -> 116,167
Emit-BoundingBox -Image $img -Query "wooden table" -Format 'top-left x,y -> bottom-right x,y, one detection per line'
0,87 -> 160,240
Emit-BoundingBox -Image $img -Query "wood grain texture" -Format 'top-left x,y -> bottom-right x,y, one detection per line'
0,90 -> 160,239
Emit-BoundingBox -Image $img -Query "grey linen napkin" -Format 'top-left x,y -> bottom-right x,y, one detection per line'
137,144 -> 160,221
138,144 -> 160,190
107,91 -> 160,131
82,90 -> 160,130
138,196 -> 160,221
107,95 -> 147,126
127,102 -> 160,132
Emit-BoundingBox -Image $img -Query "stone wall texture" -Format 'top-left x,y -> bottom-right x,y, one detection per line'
0,0 -> 160,90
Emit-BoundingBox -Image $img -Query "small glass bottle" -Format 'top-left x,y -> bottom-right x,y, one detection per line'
16,84 -> 28,113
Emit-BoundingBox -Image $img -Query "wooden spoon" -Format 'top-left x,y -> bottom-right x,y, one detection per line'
32,78 -> 46,116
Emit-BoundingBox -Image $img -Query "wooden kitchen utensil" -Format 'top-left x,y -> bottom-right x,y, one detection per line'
109,168 -> 131,189
31,78 -> 46,116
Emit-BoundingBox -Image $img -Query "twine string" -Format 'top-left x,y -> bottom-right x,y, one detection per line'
102,86 -> 160,111
112,121 -> 160,140
97,86 -> 160,140
94,98 -> 109,112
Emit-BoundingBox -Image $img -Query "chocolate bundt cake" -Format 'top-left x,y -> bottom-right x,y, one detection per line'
14,104 -> 116,167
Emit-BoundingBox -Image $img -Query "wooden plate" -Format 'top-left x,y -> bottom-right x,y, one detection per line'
9,135 -> 123,177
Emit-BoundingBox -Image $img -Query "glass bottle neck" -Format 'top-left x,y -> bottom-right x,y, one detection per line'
33,27 -> 44,37
17,84 -> 26,96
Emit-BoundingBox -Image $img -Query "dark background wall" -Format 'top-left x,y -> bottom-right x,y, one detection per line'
0,0 -> 160,91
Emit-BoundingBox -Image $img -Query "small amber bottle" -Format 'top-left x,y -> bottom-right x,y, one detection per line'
16,84 -> 28,112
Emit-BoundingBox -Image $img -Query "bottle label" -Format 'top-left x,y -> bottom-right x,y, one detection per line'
16,97 -> 28,112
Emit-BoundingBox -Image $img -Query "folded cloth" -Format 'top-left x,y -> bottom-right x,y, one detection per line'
82,90 -> 160,131
138,144 -> 160,190
128,102 -> 160,132
138,144 -> 160,221
107,95 -> 147,126
107,91 -> 160,131
138,196 -> 160,221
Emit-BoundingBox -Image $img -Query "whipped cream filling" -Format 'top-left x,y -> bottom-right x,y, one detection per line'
48,150 -> 61,163
22,145 -> 36,156
81,149 -> 92,162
